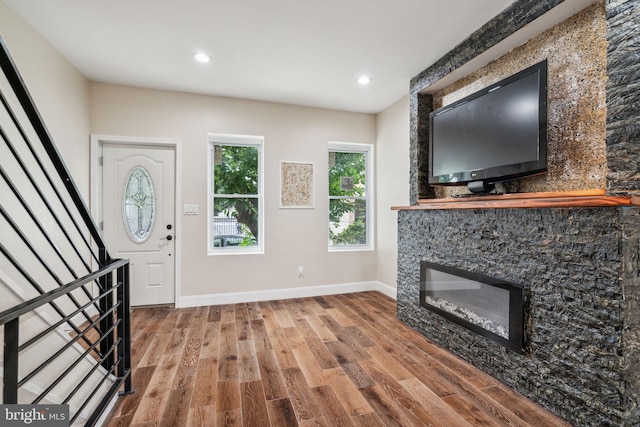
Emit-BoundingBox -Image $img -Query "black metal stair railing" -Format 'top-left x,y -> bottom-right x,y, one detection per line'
0,259 -> 131,425
0,35 -> 132,425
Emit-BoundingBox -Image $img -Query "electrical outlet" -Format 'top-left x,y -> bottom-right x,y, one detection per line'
297,266 -> 304,278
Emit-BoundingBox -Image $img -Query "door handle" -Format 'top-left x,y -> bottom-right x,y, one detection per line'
161,235 -> 173,241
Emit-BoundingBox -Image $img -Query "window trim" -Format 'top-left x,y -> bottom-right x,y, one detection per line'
207,133 -> 264,255
328,141 -> 374,252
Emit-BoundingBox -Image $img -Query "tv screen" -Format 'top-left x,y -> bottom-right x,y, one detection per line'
429,60 -> 547,193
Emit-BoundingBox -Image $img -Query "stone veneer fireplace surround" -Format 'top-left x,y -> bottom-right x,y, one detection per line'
398,205 -> 637,426
397,0 -> 640,426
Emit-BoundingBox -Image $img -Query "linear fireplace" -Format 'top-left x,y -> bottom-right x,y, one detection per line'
419,260 -> 527,353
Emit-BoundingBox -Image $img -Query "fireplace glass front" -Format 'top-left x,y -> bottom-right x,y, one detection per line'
420,260 -> 526,353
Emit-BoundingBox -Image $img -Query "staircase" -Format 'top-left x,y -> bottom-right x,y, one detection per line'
0,36 -> 132,426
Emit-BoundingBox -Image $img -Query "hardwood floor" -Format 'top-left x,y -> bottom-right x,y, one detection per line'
106,292 -> 570,427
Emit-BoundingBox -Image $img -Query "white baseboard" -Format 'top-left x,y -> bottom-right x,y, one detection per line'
372,281 -> 397,300
178,281 -> 396,308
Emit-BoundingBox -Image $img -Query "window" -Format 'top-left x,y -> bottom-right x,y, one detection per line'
208,134 -> 264,254
123,166 -> 155,243
328,142 -> 373,250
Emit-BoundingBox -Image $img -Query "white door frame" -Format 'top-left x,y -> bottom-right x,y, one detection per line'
90,134 -> 182,307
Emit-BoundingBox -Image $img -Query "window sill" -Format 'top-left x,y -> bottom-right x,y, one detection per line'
328,246 -> 374,253
208,248 -> 264,256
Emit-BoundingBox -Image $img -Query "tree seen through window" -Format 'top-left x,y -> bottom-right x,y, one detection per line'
329,150 -> 368,246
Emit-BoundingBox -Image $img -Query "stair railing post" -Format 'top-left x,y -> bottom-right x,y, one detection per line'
117,261 -> 133,394
3,318 -> 19,403
98,249 -> 115,371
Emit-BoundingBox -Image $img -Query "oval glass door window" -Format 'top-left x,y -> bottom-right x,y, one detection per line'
123,166 -> 156,243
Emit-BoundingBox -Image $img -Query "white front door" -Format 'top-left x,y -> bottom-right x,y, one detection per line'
102,144 -> 175,306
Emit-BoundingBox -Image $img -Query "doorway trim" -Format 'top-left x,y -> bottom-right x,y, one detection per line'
90,134 -> 182,307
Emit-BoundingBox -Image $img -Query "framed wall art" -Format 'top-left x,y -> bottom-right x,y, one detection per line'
280,161 -> 314,208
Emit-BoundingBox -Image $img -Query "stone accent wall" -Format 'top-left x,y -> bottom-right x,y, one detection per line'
412,2 -> 608,200
409,0 -> 567,204
606,0 -> 640,194
409,0 -> 565,93
431,3 -> 607,198
415,94 -> 434,200
397,207 -> 640,426
620,208 -> 640,423
409,0 -> 640,202
400,0 -> 640,423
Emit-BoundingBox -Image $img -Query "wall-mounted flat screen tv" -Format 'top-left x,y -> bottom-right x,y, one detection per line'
429,59 -> 548,194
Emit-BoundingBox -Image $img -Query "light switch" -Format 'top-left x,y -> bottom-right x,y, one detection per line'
183,204 -> 199,215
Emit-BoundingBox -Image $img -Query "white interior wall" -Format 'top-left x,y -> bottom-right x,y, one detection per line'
375,96 -> 410,291
0,4 -> 95,304
1,2 -> 408,304
89,83 -> 381,303
0,2 -> 90,198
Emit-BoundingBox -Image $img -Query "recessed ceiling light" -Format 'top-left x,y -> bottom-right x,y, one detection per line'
357,76 -> 371,85
194,52 -> 211,63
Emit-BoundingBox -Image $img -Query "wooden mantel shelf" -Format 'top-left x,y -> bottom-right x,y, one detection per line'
392,189 -> 640,211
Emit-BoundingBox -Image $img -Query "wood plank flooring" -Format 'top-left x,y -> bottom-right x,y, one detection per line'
106,292 -> 570,427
